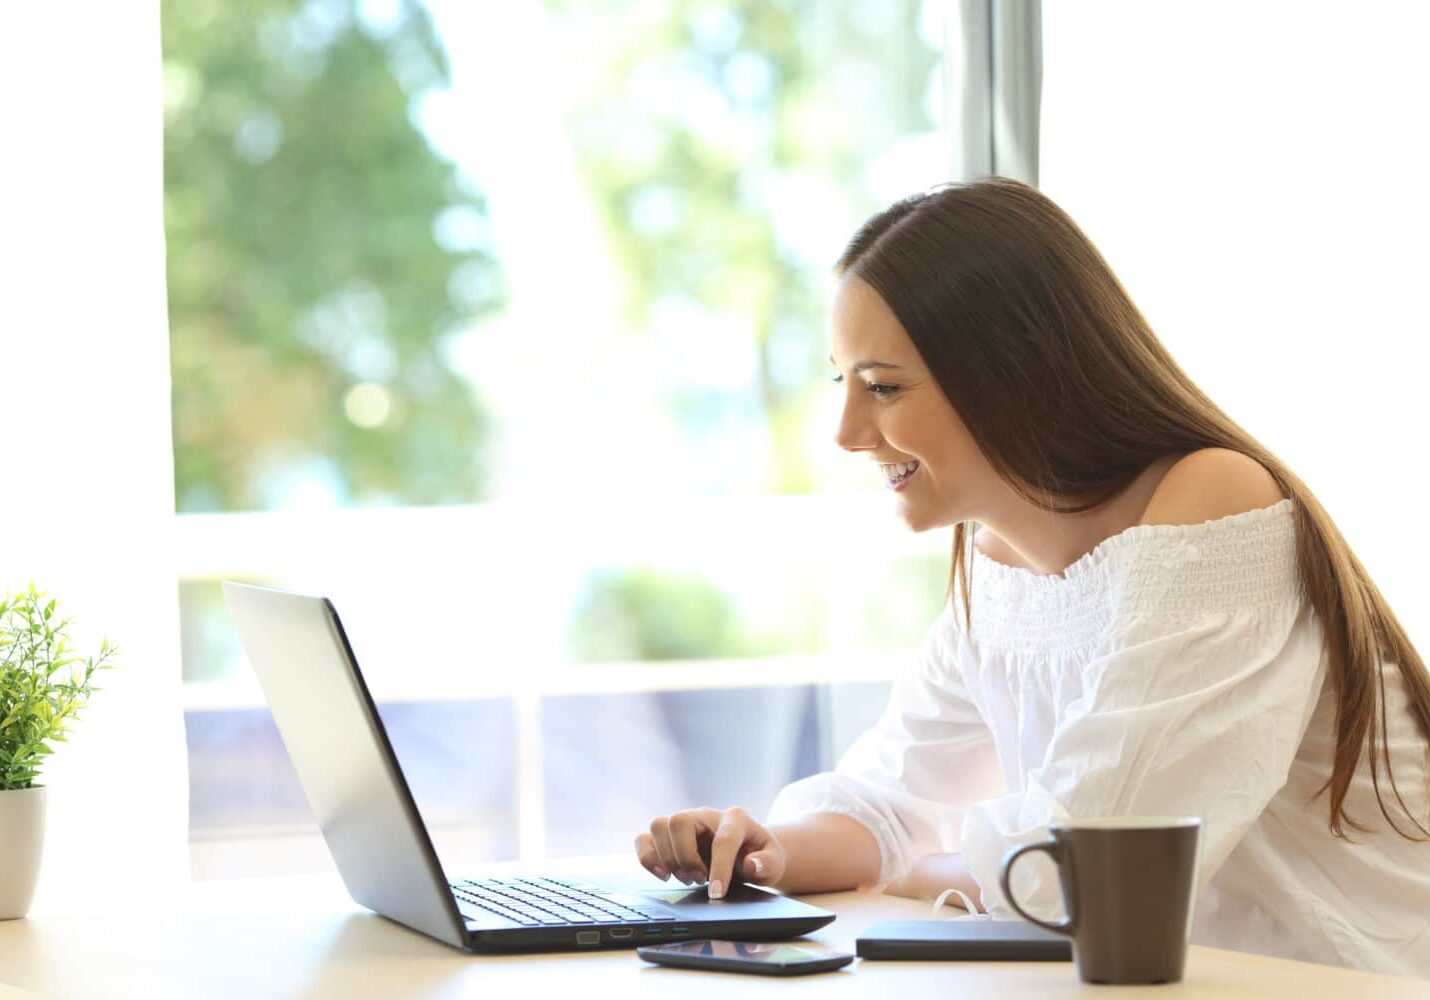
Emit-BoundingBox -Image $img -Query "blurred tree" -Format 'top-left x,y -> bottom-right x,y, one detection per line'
569,567 -> 753,662
548,0 -> 939,493
162,0 -> 503,511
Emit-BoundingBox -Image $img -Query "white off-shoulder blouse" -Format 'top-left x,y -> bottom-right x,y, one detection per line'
769,499 -> 1430,977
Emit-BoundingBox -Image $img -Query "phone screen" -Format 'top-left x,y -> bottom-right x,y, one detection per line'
638,939 -> 855,976
647,940 -> 842,965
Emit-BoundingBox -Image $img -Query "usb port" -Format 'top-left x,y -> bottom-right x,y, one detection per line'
609,928 -> 634,939
670,926 -> 689,936
575,930 -> 600,946
645,928 -> 665,937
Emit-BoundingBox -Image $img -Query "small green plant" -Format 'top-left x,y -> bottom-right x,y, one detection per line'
0,585 -> 115,790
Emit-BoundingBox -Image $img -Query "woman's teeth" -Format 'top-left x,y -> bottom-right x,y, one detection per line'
881,461 -> 919,487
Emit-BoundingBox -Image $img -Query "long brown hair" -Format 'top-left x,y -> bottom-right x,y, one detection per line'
837,176 -> 1430,840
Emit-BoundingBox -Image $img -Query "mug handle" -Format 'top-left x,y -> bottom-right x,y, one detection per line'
998,840 -> 1076,936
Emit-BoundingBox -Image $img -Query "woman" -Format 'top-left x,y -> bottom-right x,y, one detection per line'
632,177 -> 1430,976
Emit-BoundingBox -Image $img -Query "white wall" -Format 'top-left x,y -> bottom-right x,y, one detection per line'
1041,1 -> 1430,651
0,3 -> 188,901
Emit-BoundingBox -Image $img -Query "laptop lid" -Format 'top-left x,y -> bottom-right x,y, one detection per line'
222,581 -> 467,948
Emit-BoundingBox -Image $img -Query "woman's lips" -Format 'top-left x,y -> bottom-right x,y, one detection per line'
882,461 -> 920,490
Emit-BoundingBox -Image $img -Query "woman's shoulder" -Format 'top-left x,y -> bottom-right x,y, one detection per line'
964,451 -> 1298,649
1136,448 -> 1286,528
972,449 -> 1287,570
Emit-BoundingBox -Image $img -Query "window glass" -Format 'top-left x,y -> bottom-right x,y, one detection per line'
164,0 -> 951,874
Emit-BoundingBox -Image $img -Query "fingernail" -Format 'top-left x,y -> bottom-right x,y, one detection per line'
675,870 -> 690,884
709,879 -> 724,900
652,866 -> 669,880
750,856 -> 764,877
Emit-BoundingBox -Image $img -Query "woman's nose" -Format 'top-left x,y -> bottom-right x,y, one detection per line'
834,400 -> 879,453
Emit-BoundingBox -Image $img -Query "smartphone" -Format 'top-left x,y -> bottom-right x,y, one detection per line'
636,939 -> 854,976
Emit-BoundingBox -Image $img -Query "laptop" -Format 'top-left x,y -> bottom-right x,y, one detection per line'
221,581 -> 835,953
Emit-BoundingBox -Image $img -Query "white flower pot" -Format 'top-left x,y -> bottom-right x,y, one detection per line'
0,785 -> 46,919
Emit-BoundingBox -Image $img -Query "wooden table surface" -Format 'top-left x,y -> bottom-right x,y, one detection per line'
0,867 -> 1424,999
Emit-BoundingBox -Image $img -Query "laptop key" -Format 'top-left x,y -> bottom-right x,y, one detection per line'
458,902 -> 537,926
545,908 -> 595,924
458,896 -> 539,924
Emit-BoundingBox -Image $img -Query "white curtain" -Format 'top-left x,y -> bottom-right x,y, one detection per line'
1040,1 -> 1430,653
0,3 -> 188,902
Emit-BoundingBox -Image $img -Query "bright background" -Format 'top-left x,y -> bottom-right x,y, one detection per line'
164,0 -> 955,877
1040,1 -> 1430,655
2,1 -> 1426,894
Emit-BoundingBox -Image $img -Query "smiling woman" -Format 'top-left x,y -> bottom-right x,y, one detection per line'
636,178 -> 1430,979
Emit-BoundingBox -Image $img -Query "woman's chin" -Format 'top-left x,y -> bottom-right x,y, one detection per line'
894,495 -> 960,534
895,504 -> 942,534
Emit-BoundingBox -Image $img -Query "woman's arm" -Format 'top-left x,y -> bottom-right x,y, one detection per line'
637,610 -> 1002,897
883,851 -> 980,906
769,812 -> 884,894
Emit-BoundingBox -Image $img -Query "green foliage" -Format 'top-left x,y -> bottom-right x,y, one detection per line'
569,568 -> 753,662
162,0 -> 503,511
162,0 -> 938,510
0,586 -> 116,791
552,0 -> 939,493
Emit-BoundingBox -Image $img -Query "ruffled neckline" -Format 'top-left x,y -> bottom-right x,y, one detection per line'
969,498 -> 1295,592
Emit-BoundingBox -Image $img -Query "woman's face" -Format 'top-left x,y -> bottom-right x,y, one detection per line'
829,275 -> 1001,532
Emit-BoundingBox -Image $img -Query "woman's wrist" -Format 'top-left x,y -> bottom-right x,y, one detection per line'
770,812 -> 883,894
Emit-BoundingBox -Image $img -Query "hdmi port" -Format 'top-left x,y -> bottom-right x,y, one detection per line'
609,928 -> 634,939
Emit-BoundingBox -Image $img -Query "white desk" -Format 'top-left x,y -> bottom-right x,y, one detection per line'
0,868 -> 1423,999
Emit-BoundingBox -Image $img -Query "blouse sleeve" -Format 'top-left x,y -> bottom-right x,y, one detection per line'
963,540 -> 1328,921
766,607 -> 1006,886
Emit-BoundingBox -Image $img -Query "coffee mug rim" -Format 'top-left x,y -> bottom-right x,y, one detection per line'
1050,815 -> 1201,831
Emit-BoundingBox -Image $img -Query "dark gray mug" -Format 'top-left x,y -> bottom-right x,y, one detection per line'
998,817 -> 1201,985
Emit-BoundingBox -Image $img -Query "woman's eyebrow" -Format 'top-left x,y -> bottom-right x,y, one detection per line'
827,356 -> 906,373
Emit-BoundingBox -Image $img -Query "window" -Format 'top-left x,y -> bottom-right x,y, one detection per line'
164,0 -> 955,877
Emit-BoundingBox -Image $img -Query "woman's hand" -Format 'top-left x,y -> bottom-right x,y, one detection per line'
634,806 -> 786,900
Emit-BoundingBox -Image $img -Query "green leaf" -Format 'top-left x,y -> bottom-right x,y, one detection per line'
0,587 -> 115,765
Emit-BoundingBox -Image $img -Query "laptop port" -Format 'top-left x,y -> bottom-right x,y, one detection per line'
608,928 -> 634,939
670,926 -> 690,936
575,930 -> 600,946
645,928 -> 665,937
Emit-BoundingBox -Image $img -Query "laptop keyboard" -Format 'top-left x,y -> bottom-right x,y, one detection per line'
451,876 -> 678,927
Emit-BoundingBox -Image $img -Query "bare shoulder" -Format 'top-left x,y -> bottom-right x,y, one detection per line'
1138,448 -> 1286,527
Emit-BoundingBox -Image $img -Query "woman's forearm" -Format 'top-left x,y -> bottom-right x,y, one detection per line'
764,815 -> 979,909
769,812 -> 883,894
883,851 -> 980,906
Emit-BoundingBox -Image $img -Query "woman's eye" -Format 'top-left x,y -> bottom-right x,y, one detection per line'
866,382 -> 899,397
830,373 -> 844,385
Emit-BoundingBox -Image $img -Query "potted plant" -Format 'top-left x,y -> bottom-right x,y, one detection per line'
0,585 -> 114,919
